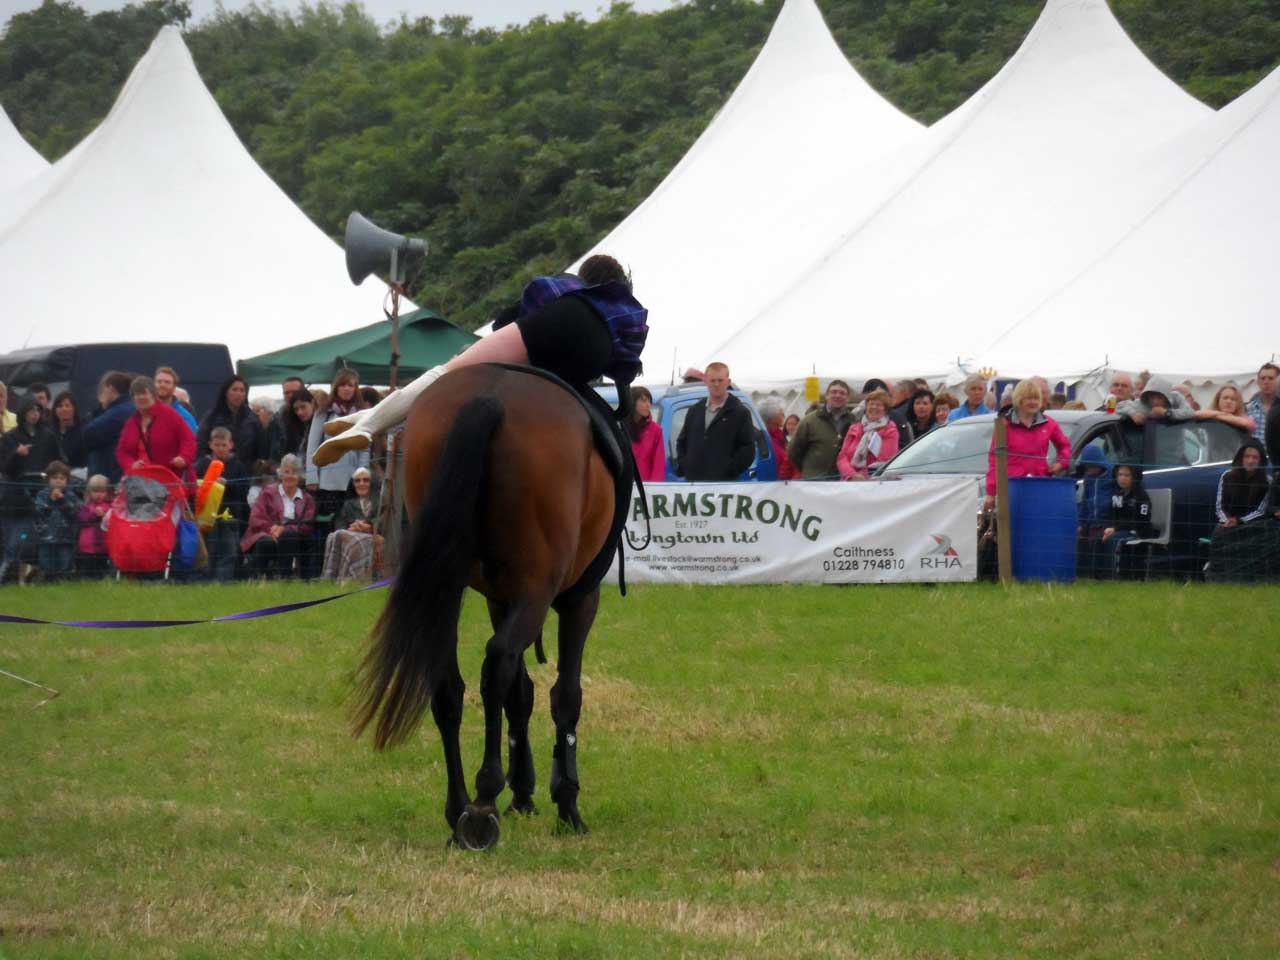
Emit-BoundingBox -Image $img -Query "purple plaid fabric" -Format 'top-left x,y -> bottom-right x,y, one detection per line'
519,275 -> 650,385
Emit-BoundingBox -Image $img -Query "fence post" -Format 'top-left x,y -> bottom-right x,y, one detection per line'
995,416 -> 1013,584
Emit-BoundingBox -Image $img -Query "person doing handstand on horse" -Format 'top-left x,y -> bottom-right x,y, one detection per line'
312,254 -> 647,467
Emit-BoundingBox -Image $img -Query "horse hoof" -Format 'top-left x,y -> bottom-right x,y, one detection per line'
506,798 -> 539,817
455,805 -> 500,851
555,814 -> 590,836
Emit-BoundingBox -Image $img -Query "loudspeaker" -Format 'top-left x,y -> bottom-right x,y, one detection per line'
344,211 -> 429,286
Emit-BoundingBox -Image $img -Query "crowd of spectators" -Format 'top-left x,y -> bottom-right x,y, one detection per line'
4,357 -> 1279,585
624,360 -> 1280,579
0,366 -> 391,585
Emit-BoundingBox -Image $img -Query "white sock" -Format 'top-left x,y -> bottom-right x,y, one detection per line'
359,364 -> 449,437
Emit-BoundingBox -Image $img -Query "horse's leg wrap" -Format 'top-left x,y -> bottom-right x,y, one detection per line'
549,729 -> 580,804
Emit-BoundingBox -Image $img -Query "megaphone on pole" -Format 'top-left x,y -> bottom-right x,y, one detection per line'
344,211 -> 428,286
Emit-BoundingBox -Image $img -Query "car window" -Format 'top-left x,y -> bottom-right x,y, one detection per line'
883,421 -> 991,474
1198,420 -> 1250,462
1151,420 -> 1246,467
885,416 -> 1087,475
1116,422 -> 1145,465
1075,424 -> 1124,466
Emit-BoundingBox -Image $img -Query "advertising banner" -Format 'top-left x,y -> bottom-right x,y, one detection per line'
608,477 -> 980,585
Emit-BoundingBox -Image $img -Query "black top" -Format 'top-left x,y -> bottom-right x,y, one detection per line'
675,393 -> 756,482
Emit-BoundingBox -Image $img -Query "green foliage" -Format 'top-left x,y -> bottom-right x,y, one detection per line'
1,0 -> 1277,329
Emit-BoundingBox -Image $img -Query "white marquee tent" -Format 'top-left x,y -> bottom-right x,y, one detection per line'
0,103 -> 47,193
569,0 -> 923,383
979,64 -> 1280,379
711,0 -> 1216,385
0,27 -> 401,362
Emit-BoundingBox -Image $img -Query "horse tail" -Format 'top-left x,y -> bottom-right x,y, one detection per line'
351,394 -> 505,750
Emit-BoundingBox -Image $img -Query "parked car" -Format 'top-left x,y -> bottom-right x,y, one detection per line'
596,383 -> 778,482
875,410 -> 1251,576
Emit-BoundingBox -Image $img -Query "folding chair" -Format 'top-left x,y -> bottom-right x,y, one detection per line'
1118,487 -> 1173,580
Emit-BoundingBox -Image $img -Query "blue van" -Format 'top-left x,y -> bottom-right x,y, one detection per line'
597,383 -> 779,482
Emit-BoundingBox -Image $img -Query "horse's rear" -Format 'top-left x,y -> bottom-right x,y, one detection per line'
352,364 -> 615,847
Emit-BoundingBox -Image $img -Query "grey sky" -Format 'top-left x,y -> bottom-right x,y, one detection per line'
1,0 -> 679,31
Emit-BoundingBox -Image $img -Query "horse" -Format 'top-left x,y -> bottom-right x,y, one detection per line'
350,363 -> 618,849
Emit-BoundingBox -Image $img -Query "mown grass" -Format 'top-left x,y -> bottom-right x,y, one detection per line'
1,580 -> 1278,959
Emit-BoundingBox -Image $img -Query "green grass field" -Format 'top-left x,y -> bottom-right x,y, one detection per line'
2,580 -> 1278,959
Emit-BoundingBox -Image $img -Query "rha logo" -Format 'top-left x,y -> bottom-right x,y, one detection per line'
920,533 -> 962,569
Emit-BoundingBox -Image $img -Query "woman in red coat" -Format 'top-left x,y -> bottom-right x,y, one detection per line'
116,375 -> 196,485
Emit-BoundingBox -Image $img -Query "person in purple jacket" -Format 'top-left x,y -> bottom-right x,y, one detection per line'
983,379 -> 1071,512
313,254 -> 647,466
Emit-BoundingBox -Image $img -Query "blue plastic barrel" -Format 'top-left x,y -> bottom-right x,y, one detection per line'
1007,476 -> 1077,582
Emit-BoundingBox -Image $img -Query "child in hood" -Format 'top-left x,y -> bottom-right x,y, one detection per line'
1099,463 -> 1154,578
1215,440 -> 1269,528
1074,443 -> 1112,578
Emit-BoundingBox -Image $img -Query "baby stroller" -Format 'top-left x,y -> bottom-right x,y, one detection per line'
105,464 -> 201,577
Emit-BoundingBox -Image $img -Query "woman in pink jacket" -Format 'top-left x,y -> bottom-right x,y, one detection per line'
838,389 -> 899,480
627,386 -> 666,482
983,379 -> 1071,509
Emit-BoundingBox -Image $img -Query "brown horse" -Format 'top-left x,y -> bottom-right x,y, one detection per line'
351,364 -> 616,849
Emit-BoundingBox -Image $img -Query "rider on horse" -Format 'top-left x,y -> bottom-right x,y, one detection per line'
311,254 -> 647,467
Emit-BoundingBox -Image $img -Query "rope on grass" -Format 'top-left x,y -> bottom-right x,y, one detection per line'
0,667 -> 60,708
0,577 -> 394,630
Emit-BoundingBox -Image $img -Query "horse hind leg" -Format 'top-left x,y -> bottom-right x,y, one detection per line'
504,655 -> 538,815
487,599 -> 538,816
549,587 -> 600,835
457,600 -> 550,850
429,648 -> 471,837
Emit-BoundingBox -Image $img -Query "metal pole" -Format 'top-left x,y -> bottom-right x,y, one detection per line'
995,416 -> 1013,584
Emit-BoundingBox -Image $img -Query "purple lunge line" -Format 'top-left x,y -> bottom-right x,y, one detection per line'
0,578 -> 395,629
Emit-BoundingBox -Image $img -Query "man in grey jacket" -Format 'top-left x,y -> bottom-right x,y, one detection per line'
1116,375 -> 1196,426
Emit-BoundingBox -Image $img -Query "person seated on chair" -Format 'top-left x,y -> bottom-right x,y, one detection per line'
33,461 -> 81,582
675,362 -> 755,482
312,254 -> 646,467
195,427 -> 249,582
321,466 -> 383,581
240,454 -> 315,579
1073,443 -> 1112,578
837,388 -> 899,481
1100,464 -> 1155,579
1215,440 -> 1269,530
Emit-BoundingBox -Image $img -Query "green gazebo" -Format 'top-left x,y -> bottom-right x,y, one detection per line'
237,308 -> 478,386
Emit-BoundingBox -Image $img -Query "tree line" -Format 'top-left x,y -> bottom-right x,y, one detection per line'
2,0 -> 1277,330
